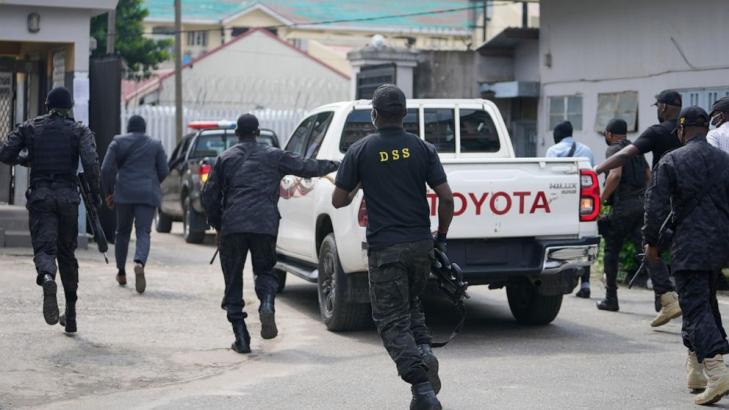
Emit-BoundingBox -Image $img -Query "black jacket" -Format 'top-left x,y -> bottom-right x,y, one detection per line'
101,132 -> 169,207
202,139 -> 338,236
0,112 -> 100,194
643,136 -> 729,271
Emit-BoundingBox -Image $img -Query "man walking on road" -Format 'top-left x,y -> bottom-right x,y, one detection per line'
707,96 -> 729,153
101,115 -> 169,293
0,87 -> 102,333
332,84 -> 454,410
595,89 -> 683,327
644,106 -> 729,405
202,113 -> 338,354
545,120 -> 594,299
596,119 -> 650,312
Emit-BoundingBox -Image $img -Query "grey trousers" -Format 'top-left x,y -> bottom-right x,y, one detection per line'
115,204 -> 155,271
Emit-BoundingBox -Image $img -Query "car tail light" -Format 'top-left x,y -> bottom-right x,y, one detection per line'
579,169 -> 600,222
199,163 -> 212,184
357,199 -> 368,227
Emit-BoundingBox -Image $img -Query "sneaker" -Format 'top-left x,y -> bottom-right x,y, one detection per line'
134,262 -> 146,294
575,288 -> 591,299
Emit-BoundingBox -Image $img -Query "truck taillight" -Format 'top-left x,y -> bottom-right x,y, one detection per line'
357,199 -> 368,227
199,163 -> 212,183
579,169 -> 600,222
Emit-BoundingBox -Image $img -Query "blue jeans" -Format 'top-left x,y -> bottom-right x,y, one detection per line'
115,204 -> 155,272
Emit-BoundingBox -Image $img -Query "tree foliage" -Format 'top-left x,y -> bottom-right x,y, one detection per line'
91,0 -> 171,79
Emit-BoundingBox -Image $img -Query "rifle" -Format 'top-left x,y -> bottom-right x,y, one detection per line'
77,173 -> 109,263
628,211 -> 673,289
431,248 -> 470,348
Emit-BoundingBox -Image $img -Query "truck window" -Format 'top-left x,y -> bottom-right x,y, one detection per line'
188,131 -> 278,159
424,108 -> 455,153
304,112 -> 334,159
286,115 -> 317,156
340,109 -> 419,153
459,109 -> 501,153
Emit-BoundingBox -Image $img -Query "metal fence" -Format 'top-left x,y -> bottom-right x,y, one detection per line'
121,105 -> 305,155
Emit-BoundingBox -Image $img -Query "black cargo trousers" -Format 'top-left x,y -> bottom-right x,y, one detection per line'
603,195 -> 644,291
218,233 -> 279,323
368,239 -> 433,385
26,181 -> 80,299
675,270 -> 729,362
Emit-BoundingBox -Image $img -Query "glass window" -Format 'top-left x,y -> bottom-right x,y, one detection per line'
186,31 -> 208,47
459,109 -> 500,153
286,115 -> 316,155
595,91 -> 638,132
340,109 -> 419,153
424,108 -> 455,153
548,95 -> 582,130
304,112 -> 334,159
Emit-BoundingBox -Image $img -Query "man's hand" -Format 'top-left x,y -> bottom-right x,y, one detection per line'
644,244 -> 660,263
434,232 -> 447,254
105,194 -> 114,209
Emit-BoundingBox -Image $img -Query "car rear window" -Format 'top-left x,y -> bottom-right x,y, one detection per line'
340,109 -> 419,152
459,109 -> 500,153
190,131 -> 277,158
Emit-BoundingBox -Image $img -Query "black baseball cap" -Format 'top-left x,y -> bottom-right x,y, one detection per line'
605,118 -> 627,135
653,90 -> 682,107
678,106 -> 710,127
710,96 -> 729,117
372,84 -> 406,115
236,113 -> 259,135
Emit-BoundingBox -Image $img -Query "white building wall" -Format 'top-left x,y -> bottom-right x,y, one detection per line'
538,0 -> 729,163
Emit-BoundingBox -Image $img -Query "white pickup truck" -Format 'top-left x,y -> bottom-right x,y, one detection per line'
275,99 -> 600,331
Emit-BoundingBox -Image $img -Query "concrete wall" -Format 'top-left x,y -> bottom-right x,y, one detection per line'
414,51 -> 480,99
514,39 -> 539,82
538,0 -> 729,163
156,30 -> 349,110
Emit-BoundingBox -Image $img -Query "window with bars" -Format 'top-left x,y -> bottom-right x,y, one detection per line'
548,95 -> 582,130
678,87 -> 729,112
186,31 -> 208,47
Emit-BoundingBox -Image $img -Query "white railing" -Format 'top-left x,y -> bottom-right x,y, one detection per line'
120,105 -> 305,156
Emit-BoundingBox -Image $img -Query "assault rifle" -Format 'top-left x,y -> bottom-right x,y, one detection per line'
431,248 -> 470,348
628,212 -> 674,289
77,173 -> 109,263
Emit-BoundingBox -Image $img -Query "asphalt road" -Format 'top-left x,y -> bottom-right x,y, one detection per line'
0,227 -> 726,410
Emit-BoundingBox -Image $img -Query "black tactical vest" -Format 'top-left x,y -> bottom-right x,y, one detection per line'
30,113 -> 79,182
615,139 -> 647,196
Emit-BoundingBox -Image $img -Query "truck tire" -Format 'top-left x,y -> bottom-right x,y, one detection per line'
156,209 -> 173,233
275,269 -> 287,294
317,233 -> 371,331
506,279 -> 563,325
183,198 -> 205,244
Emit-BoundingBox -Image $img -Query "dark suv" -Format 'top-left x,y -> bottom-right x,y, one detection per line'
157,122 -> 280,243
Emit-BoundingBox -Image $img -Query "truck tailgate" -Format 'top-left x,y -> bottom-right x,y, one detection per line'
429,159 -> 584,239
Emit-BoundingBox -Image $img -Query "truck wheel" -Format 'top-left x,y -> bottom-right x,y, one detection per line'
155,209 -> 173,233
183,198 -> 205,244
506,279 -> 563,325
317,233 -> 371,331
275,269 -> 287,294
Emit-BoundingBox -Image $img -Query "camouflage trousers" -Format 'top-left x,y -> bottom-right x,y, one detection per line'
368,239 -> 433,385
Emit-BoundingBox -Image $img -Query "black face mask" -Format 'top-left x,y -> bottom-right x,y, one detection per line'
604,137 -> 611,146
657,109 -> 664,123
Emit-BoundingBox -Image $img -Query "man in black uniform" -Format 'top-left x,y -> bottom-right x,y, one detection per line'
644,106 -> 729,405
595,89 -> 682,327
332,84 -> 454,410
0,87 -> 101,333
202,114 -> 338,354
596,119 -> 650,311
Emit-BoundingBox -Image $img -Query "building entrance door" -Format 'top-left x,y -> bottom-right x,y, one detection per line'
0,68 -> 15,204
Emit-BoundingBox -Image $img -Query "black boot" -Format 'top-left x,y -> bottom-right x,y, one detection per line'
41,274 -> 59,325
575,287 -> 591,299
410,382 -> 442,410
417,344 -> 441,394
59,291 -> 77,333
259,294 -> 278,340
596,288 -> 619,312
231,319 -> 251,354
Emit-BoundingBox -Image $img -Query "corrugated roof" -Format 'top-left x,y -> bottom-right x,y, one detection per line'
144,0 -> 473,32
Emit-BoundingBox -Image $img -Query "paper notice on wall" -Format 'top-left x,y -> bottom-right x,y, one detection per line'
73,73 -> 89,124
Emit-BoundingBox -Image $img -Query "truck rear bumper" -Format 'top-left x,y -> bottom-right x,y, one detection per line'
448,236 -> 600,286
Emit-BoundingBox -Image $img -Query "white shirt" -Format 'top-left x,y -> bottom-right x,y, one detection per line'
707,122 -> 729,154
545,137 -> 595,166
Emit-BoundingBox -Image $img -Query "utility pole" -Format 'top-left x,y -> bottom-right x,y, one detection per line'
106,10 -> 116,54
174,0 -> 183,143
482,0 -> 488,43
